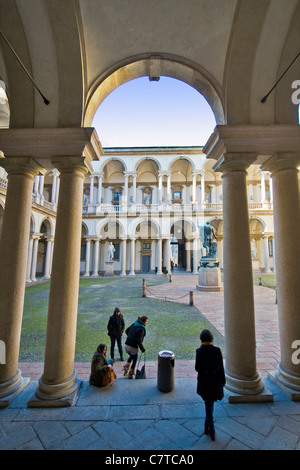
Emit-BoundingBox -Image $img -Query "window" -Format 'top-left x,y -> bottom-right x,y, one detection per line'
143,187 -> 152,205
113,243 -> 120,260
268,239 -> 273,257
173,191 -> 181,200
113,192 -> 121,204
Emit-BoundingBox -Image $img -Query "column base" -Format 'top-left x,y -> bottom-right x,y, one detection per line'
0,370 -> 30,408
268,365 -> 300,401
225,371 -> 273,403
27,371 -> 82,408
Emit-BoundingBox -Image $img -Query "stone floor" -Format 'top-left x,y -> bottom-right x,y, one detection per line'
1,273 -> 299,452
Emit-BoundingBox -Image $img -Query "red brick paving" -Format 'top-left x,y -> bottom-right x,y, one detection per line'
19,274 -> 280,381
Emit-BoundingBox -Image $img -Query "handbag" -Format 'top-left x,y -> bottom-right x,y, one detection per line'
135,353 -> 146,379
102,367 -> 117,386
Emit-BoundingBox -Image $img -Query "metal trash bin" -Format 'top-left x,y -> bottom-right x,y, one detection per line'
157,350 -> 175,392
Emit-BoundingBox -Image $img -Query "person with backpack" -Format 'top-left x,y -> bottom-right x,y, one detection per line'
123,315 -> 148,379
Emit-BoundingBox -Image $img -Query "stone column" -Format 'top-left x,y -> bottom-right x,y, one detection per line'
97,173 -> 103,205
29,157 -> 89,407
51,169 -> 59,205
185,238 -> 191,272
132,172 -> 137,204
192,235 -> 199,274
158,173 -> 163,203
166,172 -> 171,203
30,234 -> 40,282
156,236 -> 163,274
26,235 -> 34,283
260,170 -> 266,203
89,174 -> 94,206
92,238 -> 100,276
0,157 -> 41,407
55,177 -> 60,205
123,172 -> 129,205
214,154 -> 266,401
39,173 -> 45,202
120,237 -> 127,276
200,172 -> 205,204
33,175 -> 39,197
43,236 -> 54,279
262,153 -> 300,399
83,238 -> 91,277
262,234 -> 271,273
129,237 -> 136,276
192,172 -> 197,204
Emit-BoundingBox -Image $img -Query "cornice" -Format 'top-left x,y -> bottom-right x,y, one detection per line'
204,125 -> 300,164
0,128 -> 103,171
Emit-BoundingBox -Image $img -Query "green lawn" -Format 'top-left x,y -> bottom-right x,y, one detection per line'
253,273 -> 276,289
20,275 -> 225,363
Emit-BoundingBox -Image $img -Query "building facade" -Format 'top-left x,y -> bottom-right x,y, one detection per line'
0,146 -> 275,280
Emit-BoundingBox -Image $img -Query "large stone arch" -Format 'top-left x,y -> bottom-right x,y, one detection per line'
83,55 -> 225,129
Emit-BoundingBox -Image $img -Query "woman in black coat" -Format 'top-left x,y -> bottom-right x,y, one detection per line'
107,307 -> 125,362
195,329 -> 225,441
123,315 -> 148,379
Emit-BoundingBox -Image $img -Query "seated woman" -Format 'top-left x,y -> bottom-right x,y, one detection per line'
89,343 -> 114,387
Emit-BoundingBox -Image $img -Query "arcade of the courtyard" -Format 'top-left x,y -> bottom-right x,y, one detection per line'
0,148 -> 276,280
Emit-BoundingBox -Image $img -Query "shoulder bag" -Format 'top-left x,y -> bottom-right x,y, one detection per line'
102,367 -> 117,386
135,352 -> 146,379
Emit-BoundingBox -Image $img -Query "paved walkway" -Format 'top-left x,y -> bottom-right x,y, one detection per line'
1,274 -> 299,452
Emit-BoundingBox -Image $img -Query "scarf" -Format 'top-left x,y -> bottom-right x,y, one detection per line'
134,319 -> 147,336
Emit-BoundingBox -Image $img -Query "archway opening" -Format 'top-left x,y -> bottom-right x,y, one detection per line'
91,76 -> 216,148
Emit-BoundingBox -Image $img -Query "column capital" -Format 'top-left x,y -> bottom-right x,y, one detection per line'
51,156 -> 90,177
213,153 -> 257,174
261,153 -> 300,175
84,236 -> 93,242
0,156 -> 44,178
31,232 -> 43,240
91,236 -> 101,242
192,170 -> 203,176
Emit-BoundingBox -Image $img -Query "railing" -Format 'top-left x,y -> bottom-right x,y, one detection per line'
0,175 -> 273,214
83,201 -> 273,214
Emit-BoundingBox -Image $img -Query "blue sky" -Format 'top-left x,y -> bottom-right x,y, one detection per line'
92,77 -> 216,148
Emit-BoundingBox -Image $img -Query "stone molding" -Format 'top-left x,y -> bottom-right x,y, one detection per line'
204,124 -> 300,165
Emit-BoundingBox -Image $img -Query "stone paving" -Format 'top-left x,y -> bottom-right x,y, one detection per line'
1,273 -> 299,452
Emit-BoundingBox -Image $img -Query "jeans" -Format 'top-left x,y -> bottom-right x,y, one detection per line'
204,400 -> 214,433
125,345 -> 138,370
110,336 -> 123,359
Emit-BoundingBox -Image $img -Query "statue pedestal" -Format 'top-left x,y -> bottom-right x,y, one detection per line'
104,261 -> 114,277
196,257 -> 223,292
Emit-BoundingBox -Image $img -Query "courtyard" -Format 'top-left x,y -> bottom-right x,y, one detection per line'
19,272 -> 279,382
